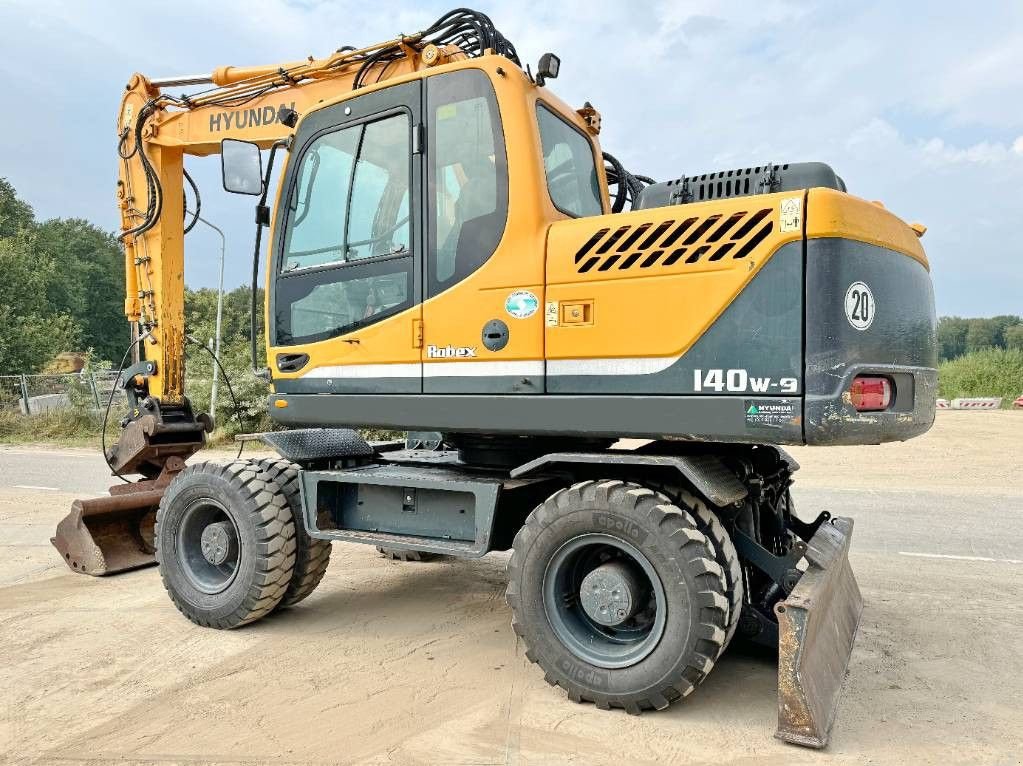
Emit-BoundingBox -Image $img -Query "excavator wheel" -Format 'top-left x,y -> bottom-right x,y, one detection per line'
644,480 -> 744,650
375,547 -> 442,562
252,458 -> 333,610
155,460 -> 297,629
506,480 -> 729,714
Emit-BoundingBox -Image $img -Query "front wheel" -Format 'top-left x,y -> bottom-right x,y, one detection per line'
506,480 -> 729,713
155,461 -> 297,629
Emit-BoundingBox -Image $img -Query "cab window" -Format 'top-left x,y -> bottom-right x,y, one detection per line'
536,103 -> 602,217
275,111 -> 412,345
427,69 -> 508,295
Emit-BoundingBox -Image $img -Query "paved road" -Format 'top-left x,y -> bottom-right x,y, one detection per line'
0,416 -> 1020,764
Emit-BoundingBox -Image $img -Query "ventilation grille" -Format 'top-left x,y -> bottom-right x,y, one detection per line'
574,208 -> 774,274
665,164 -> 791,203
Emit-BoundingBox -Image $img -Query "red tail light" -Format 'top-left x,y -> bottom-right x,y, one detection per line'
849,376 -> 892,412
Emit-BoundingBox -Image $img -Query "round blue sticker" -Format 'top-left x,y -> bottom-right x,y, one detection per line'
505,290 -> 539,319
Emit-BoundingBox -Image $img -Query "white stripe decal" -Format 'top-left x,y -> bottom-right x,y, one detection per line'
424,361 -> 544,378
547,356 -> 678,376
301,363 -> 420,379
300,357 -> 677,379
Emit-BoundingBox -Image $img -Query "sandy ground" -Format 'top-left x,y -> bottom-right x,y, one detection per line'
0,412 -> 1021,765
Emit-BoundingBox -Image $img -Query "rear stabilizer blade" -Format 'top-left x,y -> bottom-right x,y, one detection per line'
775,516 -> 863,748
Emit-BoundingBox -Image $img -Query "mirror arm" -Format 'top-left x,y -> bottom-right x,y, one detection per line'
250,139 -> 288,380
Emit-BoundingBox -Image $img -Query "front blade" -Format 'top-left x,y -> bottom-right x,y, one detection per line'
775,516 -> 863,748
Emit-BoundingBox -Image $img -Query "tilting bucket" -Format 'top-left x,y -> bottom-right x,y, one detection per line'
775,516 -> 863,748
51,490 -> 163,575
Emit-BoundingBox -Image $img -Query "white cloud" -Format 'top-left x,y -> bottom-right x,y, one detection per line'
0,0 -> 1020,314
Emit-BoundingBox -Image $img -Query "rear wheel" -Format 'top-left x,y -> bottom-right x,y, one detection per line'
252,458 -> 332,610
506,480 -> 729,713
155,460 -> 297,629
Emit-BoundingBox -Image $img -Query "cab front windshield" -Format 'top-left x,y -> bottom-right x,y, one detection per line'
274,111 -> 413,345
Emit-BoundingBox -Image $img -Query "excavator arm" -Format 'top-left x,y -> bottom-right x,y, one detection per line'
55,23 -> 476,573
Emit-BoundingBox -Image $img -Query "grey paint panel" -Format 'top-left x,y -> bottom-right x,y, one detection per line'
803,238 -> 937,445
548,242 -> 803,395
274,376 -> 418,395
299,463 -> 502,557
272,393 -> 805,444
424,375 -> 542,394
511,451 -> 748,507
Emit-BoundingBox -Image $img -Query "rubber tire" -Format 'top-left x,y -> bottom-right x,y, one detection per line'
376,547 -> 440,562
681,490 -> 744,649
155,460 -> 297,629
646,480 -> 744,652
506,480 -> 729,714
252,457 -> 332,610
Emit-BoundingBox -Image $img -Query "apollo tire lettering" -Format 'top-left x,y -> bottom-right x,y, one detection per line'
693,369 -> 799,394
592,513 -> 648,543
844,281 -> 875,331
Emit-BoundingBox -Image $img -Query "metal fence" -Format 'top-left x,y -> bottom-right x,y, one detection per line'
0,371 -> 130,415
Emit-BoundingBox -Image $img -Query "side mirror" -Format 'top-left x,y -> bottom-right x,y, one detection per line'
221,139 -> 263,195
536,52 -> 560,87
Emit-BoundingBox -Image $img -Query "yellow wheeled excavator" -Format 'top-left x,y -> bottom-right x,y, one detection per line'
52,8 -> 937,748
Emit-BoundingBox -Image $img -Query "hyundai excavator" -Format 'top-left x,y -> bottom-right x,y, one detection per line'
51,8 -> 937,748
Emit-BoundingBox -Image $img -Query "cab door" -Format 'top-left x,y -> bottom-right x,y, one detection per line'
269,81 -> 423,394
420,68 -> 544,394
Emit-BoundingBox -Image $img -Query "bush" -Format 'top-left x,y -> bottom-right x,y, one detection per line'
0,407 -> 117,446
938,348 -> 1023,406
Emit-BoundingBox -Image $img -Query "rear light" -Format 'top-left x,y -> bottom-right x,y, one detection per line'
849,376 -> 892,412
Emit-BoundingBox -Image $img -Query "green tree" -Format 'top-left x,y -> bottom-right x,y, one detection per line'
0,232 -> 79,373
0,177 -> 34,239
937,316 -> 969,360
1005,324 -> 1023,351
35,218 -> 128,362
965,318 -> 999,352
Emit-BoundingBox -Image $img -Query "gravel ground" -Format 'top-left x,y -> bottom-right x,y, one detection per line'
0,411 -> 1020,765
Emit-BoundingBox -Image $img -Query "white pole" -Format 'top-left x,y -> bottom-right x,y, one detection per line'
186,210 -> 226,423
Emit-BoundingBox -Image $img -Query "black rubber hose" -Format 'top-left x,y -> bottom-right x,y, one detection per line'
183,168 -> 201,234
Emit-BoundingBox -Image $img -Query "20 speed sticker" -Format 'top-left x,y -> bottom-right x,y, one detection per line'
506,290 -> 539,319
844,281 -> 874,331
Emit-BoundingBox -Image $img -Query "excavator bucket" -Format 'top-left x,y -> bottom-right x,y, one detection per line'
51,456 -> 189,576
774,516 -> 863,748
52,490 -> 161,575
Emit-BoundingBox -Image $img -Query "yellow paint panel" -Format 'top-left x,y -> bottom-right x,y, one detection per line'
807,188 -> 928,269
545,192 -> 803,361
270,305 -> 420,380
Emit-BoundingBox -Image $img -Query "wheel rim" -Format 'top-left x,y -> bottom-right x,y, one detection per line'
176,498 -> 241,595
542,533 -> 667,669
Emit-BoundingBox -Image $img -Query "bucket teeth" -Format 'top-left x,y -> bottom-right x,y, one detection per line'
774,516 -> 863,748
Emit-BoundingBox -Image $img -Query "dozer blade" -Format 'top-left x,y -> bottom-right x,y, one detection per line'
51,456 -> 187,576
775,516 -> 863,748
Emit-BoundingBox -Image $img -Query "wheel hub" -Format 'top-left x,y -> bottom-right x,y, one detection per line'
579,561 -> 642,627
543,532 -> 667,669
200,521 -> 235,566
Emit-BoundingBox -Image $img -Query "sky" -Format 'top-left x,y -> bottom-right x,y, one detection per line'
1,0 -> 1021,316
